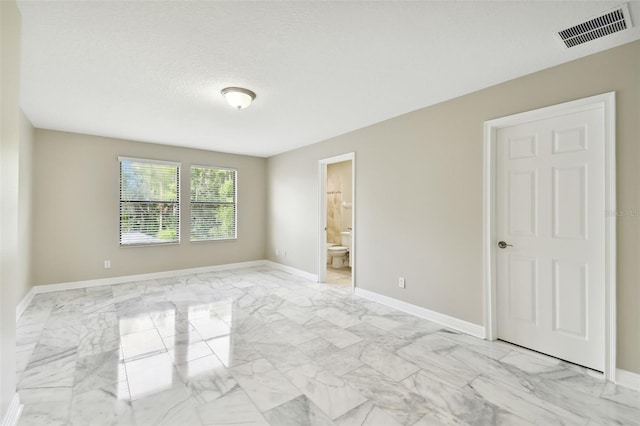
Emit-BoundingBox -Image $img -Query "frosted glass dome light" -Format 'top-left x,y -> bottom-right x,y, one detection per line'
221,87 -> 256,110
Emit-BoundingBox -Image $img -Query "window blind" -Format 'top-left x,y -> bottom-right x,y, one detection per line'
119,158 -> 180,246
190,165 -> 237,241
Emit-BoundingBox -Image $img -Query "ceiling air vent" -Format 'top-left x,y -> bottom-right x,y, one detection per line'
558,4 -> 633,48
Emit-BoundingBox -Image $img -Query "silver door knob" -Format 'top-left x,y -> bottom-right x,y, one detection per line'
498,241 -> 513,249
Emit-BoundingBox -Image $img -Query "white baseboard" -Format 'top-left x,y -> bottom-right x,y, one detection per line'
16,260 -> 267,318
31,260 -> 266,294
1,393 -> 23,426
354,287 -> 485,338
263,260 -> 318,282
16,287 -> 35,321
616,368 -> 640,391
16,260 -> 318,318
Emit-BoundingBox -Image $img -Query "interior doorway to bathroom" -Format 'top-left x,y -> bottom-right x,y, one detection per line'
318,153 -> 355,290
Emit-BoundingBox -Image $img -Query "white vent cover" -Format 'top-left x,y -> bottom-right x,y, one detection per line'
558,4 -> 633,48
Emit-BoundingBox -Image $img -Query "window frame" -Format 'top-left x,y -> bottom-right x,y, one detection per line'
118,156 -> 182,247
189,164 -> 238,242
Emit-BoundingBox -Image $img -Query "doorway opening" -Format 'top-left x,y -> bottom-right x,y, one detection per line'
318,153 -> 355,290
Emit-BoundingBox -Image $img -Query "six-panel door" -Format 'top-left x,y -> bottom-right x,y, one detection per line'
496,107 -> 605,371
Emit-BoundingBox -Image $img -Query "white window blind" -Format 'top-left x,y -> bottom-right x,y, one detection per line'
119,157 -> 180,246
190,165 -> 237,241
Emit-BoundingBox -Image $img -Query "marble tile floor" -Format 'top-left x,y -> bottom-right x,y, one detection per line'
15,265 -> 640,425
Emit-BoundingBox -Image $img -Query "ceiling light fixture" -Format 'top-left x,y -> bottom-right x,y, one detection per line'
221,87 -> 256,110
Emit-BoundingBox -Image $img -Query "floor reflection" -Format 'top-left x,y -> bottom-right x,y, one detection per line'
125,352 -> 175,400
116,299 -> 238,398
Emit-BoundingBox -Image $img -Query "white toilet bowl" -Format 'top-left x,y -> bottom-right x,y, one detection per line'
328,245 -> 349,268
327,231 -> 351,268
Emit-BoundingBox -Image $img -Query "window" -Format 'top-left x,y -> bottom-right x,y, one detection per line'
190,166 -> 237,241
119,157 -> 180,246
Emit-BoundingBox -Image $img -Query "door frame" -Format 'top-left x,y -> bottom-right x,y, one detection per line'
482,92 -> 616,380
318,152 -> 356,291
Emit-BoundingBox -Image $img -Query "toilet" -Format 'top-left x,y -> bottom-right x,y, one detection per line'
327,231 -> 351,268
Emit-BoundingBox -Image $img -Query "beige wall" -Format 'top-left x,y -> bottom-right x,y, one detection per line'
18,112 -> 34,303
267,40 -> 640,373
0,0 -> 22,418
32,130 -> 267,285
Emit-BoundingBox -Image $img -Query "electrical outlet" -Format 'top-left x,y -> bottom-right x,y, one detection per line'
275,248 -> 279,256
398,277 -> 405,288
284,250 -> 287,257
104,260 -> 111,269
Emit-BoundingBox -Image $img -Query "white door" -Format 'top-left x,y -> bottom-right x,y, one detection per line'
496,107 -> 605,371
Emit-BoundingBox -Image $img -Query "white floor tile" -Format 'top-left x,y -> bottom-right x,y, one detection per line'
13,266 -> 640,425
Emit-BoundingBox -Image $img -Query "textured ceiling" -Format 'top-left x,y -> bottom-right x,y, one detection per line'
17,1 -> 640,157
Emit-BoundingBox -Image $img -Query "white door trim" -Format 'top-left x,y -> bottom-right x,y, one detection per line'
318,152 -> 356,291
483,92 -> 616,380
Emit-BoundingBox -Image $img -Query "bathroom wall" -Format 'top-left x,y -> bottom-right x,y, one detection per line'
327,161 -> 352,244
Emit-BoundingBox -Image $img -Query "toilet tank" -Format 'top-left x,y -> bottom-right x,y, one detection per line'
340,231 -> 351,248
